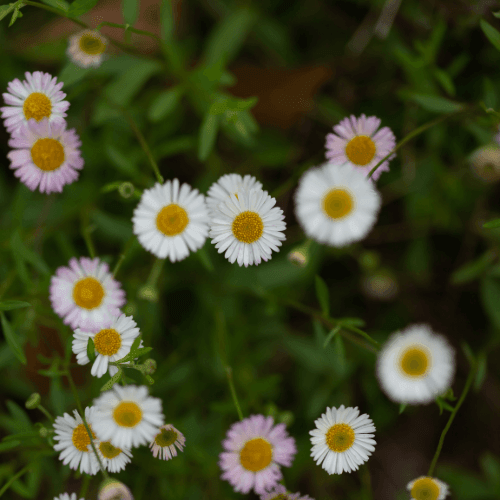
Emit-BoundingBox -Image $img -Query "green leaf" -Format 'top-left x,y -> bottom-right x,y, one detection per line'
480,277 -> 500,330
480,19 -> 500,52
86,337 -> 96,363
0,440 -> 20,452
0,301 -> 31,312
116,347 -> 152,364
41,0 -> 70,12
234,96 -> 258,111
315,275 -> 330,316
148,86 -> 183,122
58,62 -> 92,87
338,317 -> 366,328
0,3 -> 16,22
100,368 -> 123,391
483,218 -> 500,228
10,230 -> 50,276
0,312 -> 26,365
451,250 -> 496,284
399,403 -> 407,414
8,6 -> 22,27
483,77 -> 497,109
405,92 -> 464,113
474,352 -> 487,392
494,11 -> 500,19
130,335 -> 142,353
198,113 -> 219,161
122,0 -> 139,25
68,0 -> 98,17
433,68 -> 455,96
323,325 -> 341,348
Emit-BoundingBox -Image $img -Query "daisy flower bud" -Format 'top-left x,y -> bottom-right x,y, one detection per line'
98,479 -> 134,500
25,392 -> 41,410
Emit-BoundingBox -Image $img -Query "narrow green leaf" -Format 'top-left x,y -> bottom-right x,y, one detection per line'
451,250 -> 496,284
197,246 -> 214,272
8,6 -> 22,27
86,337 -> 96,363
122,0 -> 139,25
323,325 -> 341,348
0,301 -> 31,312
0,4 -> 16,22
433,68 -> 455,97
436,396 -> 444,415
160,0 -> 174,41
480,277 -> 500,330
399,403 -> 407,414
58,62 -> 92,88
474,352 -> 487,392
37,369 -> 68,377
100,368 -> 122,391
494,11 -> 500,19
480,19 -> 500,52
234,96 -> 258,111
0,312 -> 26,365
338,317 -> 366,328
0,440 -> 20,452
10,230 -> 50,276
41,0 -> 70,12
315,275 -> 330,316
130,335 -> 142,353
148,86 -> 183,122
483,77 -> 497,109
406,92 -> 464,113
68,0 -> 98,17
198,113 -> 219,161
483,218 -> 500,228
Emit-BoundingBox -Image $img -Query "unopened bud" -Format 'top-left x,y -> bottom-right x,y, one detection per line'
278,410 -> 294,427
359,250 -> 380,272
470,144 -> 500,182
361,268 -> 398,301
137,285 -> 158,302
98,479 -> 134,500
25,393 -> 41,410
118,182 -> 135,199
39,426 -> 49,438
142,358 -> 157,375
287,249 -> 308,267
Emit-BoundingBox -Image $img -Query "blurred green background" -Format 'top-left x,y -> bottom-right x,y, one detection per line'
1,0 -> 500,498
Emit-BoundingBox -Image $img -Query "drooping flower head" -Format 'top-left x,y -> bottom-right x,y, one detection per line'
50,257 -> 126,331
407,476 -> 449,500
133,179 -> 210,262
209,188 -> 286,267
150,424 -> 186,460
219,414 -> 297,495
98,479 -> 134,500
376,324 -> 456,405
325,113 -> 396,180
68,30 -> 107,68
295,162 -> 381,248
92,385 -> 164,449
7,118 -> 84,194
53,407 -> 100,475
95,439 -> 132,473
72,313 -> 141,378
310,405 -> 376,475
1,71 -> 69,133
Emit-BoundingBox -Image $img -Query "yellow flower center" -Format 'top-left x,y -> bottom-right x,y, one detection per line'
155,428 -> 177,447
31,138 -> 65,172
411,477 -> 440,500
325,423 -> 355,452
99,441 -> 122,459
345,135 -> 376,166
73,277 -> 105,310
23,92 -> 52,121
94,329 -> 122,356
322,188 -> 354,219
72,423 -> 95,452
232,211 -> 264,243
113,401 -> 142,428
239,438 -> 273,472
400,346 -> 431,377
79,33 -> 106,55
156,204 -> 189,236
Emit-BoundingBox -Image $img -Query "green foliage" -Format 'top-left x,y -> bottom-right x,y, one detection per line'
67,0 -> 98,17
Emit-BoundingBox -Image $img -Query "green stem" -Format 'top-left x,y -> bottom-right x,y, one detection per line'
225,366 -> 244,421
81,211 -> 96,259
147,258 -> 165,286
37,404 -> 54,422
79,474 -> 91,499
427,361 -> 477,476
113,236 -> 136,278
65,370 -> 109,478
0,464 -> 31,497
96,21 -> 162,44
344,325 -> 380,348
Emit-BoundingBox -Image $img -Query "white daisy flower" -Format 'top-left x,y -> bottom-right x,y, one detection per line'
150,424 -> 186,461
206,173 -> 263,214
54,493 -> 84,500
50,257 -> 126,331
376,324 -> 456,405
1,71 -> 69,133
310,405 -> 376,475
67,30 -> 107,68
132,179 -> 210,262
407,476 -> 450,500
95,439 -> 132,473
209,188 -> 286,267
294,162 -> 381,248
92,385 -> 164,449
53,407 -> 100,475
72,313 -> 141,378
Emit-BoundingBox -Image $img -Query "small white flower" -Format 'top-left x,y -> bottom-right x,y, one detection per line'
53,407 -> 100,475
209,188 -> 286,267
132,179 -> 210,262
295,162 -> 381,248
67,30 -> 107,68
206,173 -> 263,214
95,439 -> 133,473
72,313 -> 141,378
1,71 -> 69,133
376,324 -> 456,405
54,493 -> 85,500
92,385 -> 164,449
309,405 -> 376,475
407,476 -> 450,500
150,424 -> 186,460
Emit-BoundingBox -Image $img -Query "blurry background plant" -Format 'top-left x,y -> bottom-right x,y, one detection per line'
1,0 -> 500,499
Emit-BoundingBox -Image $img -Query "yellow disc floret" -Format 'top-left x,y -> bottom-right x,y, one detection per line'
239,438 -> 273,472
326,423 -> 355,453
400,346 -> 430,377
94,329 -> 122,356
79,33 -> 106,55
99,441 -> 122,459
31,138 -> 65,172
322,188 -> 354,220
410,477 -> 440,500
23,92 -> 52,121
345,135 -> 376,166
156,204 -> 189,236
73,277 -> 105,310
113,401 -> 142,428
155,428 -> 178,447
72,423 -> 95,452
231,211 -> 264,243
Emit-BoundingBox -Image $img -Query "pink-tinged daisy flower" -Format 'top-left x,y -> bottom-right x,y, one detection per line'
50,257 -> 126,331
150,424 -> 186,460
260,484 -> 314,500
98,480 -> 133,500
7,118 -> 84,194
325,114 -> 396,180
219,414 -> 297,495
68,30 -> 107,68
1,71 -> 69,133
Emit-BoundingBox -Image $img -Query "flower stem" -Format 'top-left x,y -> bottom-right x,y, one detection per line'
427,360 -> 477,476
79,474 -> 91,499
37,404 -> 54,422
0,464 -> 31,497
113,236 -> 136,278
225,366 -> 244,421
